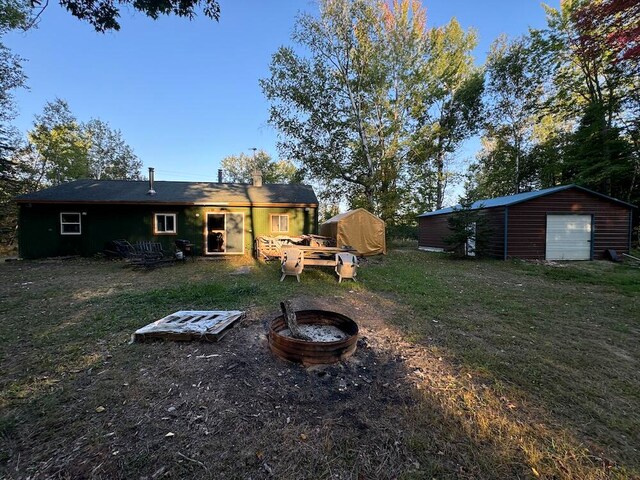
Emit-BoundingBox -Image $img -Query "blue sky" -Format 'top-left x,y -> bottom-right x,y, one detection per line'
5,0 -> 556,182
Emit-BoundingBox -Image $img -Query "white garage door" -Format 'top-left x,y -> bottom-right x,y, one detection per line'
545,214 -> 592,260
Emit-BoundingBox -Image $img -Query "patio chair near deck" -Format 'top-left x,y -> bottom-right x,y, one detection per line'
281,248 -> 304,282
335,252 -> 358,283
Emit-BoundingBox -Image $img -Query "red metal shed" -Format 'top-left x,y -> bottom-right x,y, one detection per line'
418,185 -> 635,260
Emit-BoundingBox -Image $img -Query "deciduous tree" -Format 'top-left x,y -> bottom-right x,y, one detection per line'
84,118 -> 141,179
413,18 -> 483,210
470,35 -> 543,198
262,0 -> 430,221
536,0 -> 637,202
27,98 -> 90,186
0,43 -> 26,189
220,150 -> 299,184
31,0 -> 220,32
26,99 -> 142,185
0,0 -> 29,183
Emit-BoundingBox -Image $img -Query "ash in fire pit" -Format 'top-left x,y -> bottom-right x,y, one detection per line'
279,325 -> 348,342
268,302 -> 359,365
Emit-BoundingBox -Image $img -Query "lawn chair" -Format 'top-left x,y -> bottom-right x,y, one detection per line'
133,241 -> 164,261
126,241 -> 171,268
335,252 -> 358,283
104,239 -> 136,259
280,248 -> 304,282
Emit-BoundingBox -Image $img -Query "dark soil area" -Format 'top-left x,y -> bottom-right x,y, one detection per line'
1,254 -> 638,479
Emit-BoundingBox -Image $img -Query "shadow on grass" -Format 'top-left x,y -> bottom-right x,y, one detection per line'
0,254 -> 638,478
1,310 -> 564,479
359,250 -> 640,475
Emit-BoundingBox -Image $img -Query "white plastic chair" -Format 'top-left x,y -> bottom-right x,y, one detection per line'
280,248 -> 304,282
335,252 -> 358,283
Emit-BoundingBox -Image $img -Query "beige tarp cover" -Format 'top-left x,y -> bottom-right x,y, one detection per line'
320,208 -> 386,256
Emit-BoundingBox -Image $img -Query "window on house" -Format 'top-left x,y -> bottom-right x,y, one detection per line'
60,212 -> 81,235
271,214 -> 289,233
154,213 -> 177,234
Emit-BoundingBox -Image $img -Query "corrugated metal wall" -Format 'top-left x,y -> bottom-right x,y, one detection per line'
418,207 -> 505,258
506,189 -> 630,260
417,188 -> 632,260
418,215 -> 451,250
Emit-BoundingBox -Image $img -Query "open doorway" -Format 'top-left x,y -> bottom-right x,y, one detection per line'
205,212 -> 245,255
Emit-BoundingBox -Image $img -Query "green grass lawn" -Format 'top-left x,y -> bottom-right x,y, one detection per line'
0,250 -> 638,479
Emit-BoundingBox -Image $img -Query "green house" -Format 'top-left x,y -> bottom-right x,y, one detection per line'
16,173 -> 318,259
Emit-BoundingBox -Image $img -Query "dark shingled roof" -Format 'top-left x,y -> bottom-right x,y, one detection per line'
16,179 -> 318,206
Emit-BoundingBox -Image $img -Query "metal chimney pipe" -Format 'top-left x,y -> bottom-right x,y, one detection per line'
148,167 -> 156,195
218,169 -> 223,183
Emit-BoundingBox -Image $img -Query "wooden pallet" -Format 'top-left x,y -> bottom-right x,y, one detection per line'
132,310 -> 245,343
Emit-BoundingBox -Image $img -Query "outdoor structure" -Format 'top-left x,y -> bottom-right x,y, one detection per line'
320,208 -> 386,256
16,170 -> 318,259
418,185 -> 635,261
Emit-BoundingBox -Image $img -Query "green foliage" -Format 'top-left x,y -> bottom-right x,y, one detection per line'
318,203 -> 340,222
444,197 -> 491,257
0,44 -> 24,126
469,35 -> 543,199
27,99 -> 90,185
24,99 -> 141,186
470,2 -> 639,206
386,222 -> 417,240
84,118 -> 141,180
56,0 -> 220,32
262,0 -> 484,222
564,102 -> 632,197
220,149 -> 300,184
412,18 -> 483,210
0,0 -> 28,180
0,42 -> 26,205
0,0 -> 31,246
0,0 -> 30,33
261,0 -> 432,221
534,0 -> 637,202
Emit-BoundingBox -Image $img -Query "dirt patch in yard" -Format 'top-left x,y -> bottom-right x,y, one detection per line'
0,295 -> 611,479
0,257 -> 637,479
2,291 -> 423,479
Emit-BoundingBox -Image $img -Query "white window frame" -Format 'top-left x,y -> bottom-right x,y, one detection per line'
60,212 -> 81,235
271,214 -> 289,233
154,213 -> 177,234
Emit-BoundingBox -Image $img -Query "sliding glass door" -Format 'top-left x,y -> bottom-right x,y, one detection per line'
205,212 -> 244,254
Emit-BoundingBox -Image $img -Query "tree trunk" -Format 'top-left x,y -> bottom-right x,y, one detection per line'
515,148 -> 520,194
436,152 -> 445,210
280,301 -> 311,341
363,185 -> 376,215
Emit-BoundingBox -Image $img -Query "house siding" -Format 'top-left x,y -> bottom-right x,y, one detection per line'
18,204 -> 317,259
506,189 -> 631,260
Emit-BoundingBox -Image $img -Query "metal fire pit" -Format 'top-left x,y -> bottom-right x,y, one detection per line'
268,310 -> 359,365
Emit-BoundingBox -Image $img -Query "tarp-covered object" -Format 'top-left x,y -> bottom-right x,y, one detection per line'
320,209 -> 386,256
